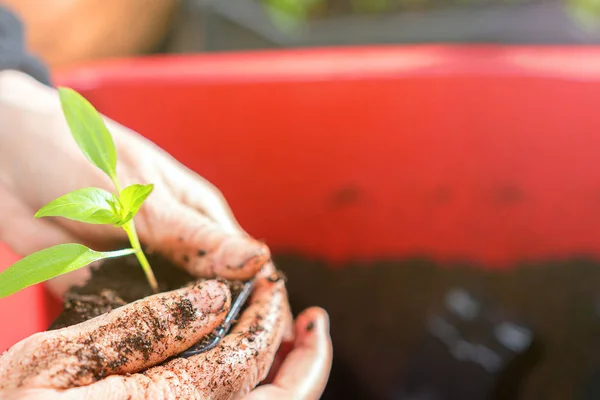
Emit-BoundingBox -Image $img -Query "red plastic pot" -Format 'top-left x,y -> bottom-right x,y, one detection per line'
3,45 -> 600,352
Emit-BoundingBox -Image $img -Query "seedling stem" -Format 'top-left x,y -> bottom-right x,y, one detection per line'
123,220 -> 158,292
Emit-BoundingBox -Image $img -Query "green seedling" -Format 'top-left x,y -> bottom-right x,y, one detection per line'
0,88 -> 158,298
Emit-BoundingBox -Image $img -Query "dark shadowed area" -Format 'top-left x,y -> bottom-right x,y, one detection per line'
274,253 -> 600,400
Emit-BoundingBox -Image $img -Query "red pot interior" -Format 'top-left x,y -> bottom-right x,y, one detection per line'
2,45 -> 600,353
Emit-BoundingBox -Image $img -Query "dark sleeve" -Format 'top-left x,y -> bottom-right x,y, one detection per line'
0,5 -> 52,86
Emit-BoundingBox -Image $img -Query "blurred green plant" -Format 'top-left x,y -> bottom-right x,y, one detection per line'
567,0 -> 600,31
351,0 -> 390,13
263,0 -> 580,34
262,0 -> 393,33
263,0 -> 323,33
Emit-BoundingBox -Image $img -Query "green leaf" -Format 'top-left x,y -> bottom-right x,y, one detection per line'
0,244 -> 136,298
58,87 -> 118,182
117,184 -> 154,226
35,187 -> 122,225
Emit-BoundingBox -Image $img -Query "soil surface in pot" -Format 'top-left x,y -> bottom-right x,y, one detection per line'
274,253 -> 600,400
50,254 -> 245,330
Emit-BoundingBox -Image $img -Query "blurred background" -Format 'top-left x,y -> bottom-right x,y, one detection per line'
6,1 -> 600,400
6,0 -> 600,68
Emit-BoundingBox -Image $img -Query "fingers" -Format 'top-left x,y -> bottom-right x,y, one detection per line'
262,306 -> 295,385
0,185 -> 93,298
60,265 -> 289,400
0,280 -> 231,391
148,265 -> 288,399
161,164 -> 245,236
140,199 -> 270,281
0,388 -> 67,400
126,147 -> 269,281
0,185 -> 82,256
247,307 -> 332,400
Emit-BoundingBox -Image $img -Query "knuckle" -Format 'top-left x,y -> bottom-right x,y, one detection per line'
200,178 -> 225,201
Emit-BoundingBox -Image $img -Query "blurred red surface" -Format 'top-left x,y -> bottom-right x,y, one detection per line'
3,45 -> 600,351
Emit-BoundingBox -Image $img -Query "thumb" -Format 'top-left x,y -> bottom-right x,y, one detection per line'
244,307 -> 333,400
139,199 -> 270,280
0,280 -> 231,391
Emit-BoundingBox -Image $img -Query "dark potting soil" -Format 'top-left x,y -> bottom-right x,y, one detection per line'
273,254 -> 600,400
49,253 -> 246,330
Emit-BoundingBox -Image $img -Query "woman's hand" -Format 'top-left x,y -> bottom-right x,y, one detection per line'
0,269 -> 332,399
245,307 -> 332,400
0,70 -> 332,399
0,69 -> 269,296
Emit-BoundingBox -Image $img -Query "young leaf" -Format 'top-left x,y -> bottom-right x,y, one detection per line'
117,183 -> 154,226
35,187 -> 122,225
58,87 -> 118,182
0,244 -> 136,299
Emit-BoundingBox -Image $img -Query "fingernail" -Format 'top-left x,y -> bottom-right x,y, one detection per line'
313,310 -> 330,334
215,236 -> 271,278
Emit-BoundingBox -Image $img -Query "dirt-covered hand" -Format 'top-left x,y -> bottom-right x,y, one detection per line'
0,70 -> 333,399
0,279 -> 231,394
0,266 -> 331,400
0,70 -> 269,297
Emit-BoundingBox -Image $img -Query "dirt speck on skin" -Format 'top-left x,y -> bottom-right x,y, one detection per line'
305,321 -> 314,332
267,270 -> 287,283
74,337 -> 111,381
171,297 -> 198,330
116,332 -> 154,362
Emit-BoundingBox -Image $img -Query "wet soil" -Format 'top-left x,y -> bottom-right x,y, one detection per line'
49,253 -> 245,330
273,254 -> 600,400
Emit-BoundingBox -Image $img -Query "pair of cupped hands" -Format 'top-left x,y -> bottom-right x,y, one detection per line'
0,71 -> 332,400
